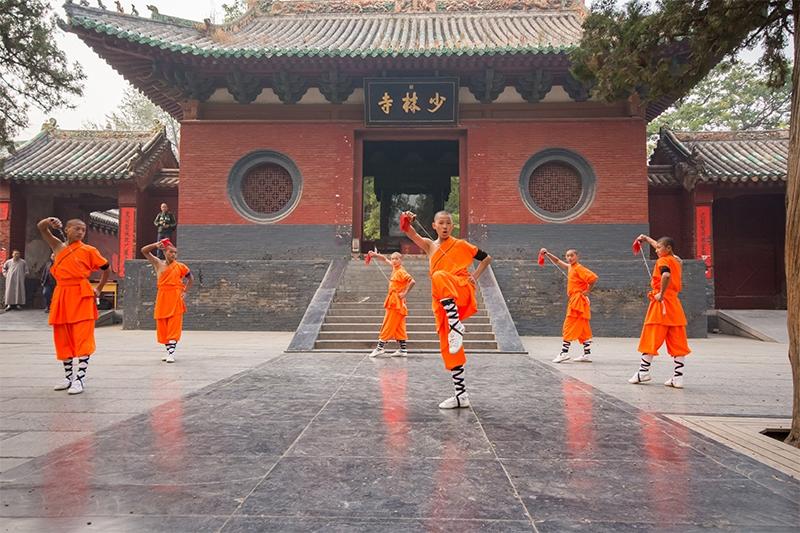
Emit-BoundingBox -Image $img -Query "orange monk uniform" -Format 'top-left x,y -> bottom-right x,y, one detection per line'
637,254 -> 690,357
562,263 -> 598,343
429,237 -> 479,370
154,261 -> 191,344
48,241 -> 109,360
378,265 -> 414,341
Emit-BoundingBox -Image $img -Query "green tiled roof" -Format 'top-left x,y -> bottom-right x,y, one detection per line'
1,124 -> 171,183
64,2 -> 584,59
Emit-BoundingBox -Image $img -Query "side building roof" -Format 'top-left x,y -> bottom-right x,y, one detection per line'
0,120 -> 178,187
648,127 -> 788,190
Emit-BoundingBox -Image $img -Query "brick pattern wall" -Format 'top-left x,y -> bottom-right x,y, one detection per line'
493,259 -> 708,338
123,259 -> 330,331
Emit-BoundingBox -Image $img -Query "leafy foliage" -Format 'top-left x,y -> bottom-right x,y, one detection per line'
0,0 -> 84,149
648,61 -> 792,135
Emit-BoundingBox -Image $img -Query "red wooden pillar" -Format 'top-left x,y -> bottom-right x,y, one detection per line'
0,181 -> 10,264
693,186 -> 714,279
118,184 -> 137,278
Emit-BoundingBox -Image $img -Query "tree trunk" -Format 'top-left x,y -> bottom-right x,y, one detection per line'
785,0 -> 800,448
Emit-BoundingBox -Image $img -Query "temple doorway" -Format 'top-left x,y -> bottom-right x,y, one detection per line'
360,140 -> 460,254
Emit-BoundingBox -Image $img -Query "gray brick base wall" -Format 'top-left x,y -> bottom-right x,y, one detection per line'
469,223 -> 650,259
176,225 -> 352,260
492,259 -> 708,338
123,259 -> 330,331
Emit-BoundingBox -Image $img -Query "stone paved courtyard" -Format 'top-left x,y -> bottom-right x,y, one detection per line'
1,310 -> 798,532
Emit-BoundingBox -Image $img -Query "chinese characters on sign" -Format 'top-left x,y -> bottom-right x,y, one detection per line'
118,207 -> 136,277
365,78 -> 458,126
695,205 -> 713,279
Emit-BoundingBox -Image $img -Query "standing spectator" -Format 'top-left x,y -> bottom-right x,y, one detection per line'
2,250 -> 29,311
153,203 -> 177,259
41,253 -> 57,312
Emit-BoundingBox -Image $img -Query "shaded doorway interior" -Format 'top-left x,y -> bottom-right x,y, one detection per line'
713,194 -> 786,309
361,140 -> 459,253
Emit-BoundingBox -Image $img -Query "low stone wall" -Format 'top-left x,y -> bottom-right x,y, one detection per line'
123,259 -> 330,331
492,259 -> 708,338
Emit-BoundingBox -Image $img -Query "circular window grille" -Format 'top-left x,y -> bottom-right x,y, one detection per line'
227,150 -> 302,223
529,162 -> 582,213
519,149 -> 596,223
242,163 -> 293,215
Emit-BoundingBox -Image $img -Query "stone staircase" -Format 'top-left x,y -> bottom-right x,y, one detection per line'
313,257 -> 500,352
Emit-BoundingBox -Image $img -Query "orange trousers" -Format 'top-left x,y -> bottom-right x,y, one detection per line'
378,308 -> 407,341
638,324 -> 691,356
431,271 -> 477,370
156,314 -> 184,344
52,320 -> 96,360
562,316 -> 592,343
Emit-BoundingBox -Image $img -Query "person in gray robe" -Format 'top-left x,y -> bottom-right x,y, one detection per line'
2,250 -> 29,310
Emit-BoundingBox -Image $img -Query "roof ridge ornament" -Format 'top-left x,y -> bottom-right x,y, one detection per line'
41,118 -> 58,133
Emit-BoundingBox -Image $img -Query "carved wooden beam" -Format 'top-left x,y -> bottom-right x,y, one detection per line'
318,69 -> 355,104
226,70 -> 264,104
467,68 -> 506,104
271,71 -> 309,104
152,61 -> 217,101
514,69 -> 554,103
562,72 -> 593,102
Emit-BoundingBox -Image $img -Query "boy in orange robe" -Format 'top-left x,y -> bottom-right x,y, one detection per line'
540,248 -> 599,363
368,251 -> 416,358
37,217 -> 110,395
629,235 -> 690,388
141,241 -> 193,363
400,210 -> 492,409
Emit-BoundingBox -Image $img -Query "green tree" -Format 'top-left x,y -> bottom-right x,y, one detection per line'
0,0 -> 84,150
648,61 -> 792,135
85,86 -> 180,154
571,0 -> 800,448
363,176 -> 381,241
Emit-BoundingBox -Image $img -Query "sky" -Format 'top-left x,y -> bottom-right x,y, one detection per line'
19,0 -> 768,140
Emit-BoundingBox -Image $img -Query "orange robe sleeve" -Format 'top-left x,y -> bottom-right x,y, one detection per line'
644,255 -> 687,326
48,242 -> 109,325
154,261 -> 189,319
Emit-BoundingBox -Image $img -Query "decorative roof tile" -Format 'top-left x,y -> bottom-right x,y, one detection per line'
64,2 -> 584,59
89,209 -> 119,233
152,169 -> 179,189
1,122 -> 173,184
649,128 -> 788,189
647,164 -> 679,187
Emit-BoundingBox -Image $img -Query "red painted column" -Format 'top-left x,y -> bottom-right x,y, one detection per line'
0,182 -> 9,265
118,185 -> 137,278
694,186 -> 714,279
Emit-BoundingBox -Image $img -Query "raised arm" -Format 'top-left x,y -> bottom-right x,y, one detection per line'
539,248 -> 569,269
400,211 -> 434,254
140,242 -> 165,270
368,251 -> 391,265
636,234 -> 658,249
37,218 -> 67,254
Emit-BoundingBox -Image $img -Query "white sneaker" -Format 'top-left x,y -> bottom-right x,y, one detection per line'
390,349 -> 408,357
165,354 -> 175,363
161,356 -> 168,361
67,379 -> 84,395
664,375 -> 684,388
438,393 -> 470,409
628,371 -> 651,384
447,322 -> 465,354
552,353 -> 571,363
54,379 -> 72,391
369,347 -> 386,358
574,354 -> 592,363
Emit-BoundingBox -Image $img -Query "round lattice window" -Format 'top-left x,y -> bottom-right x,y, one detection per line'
519,149 -> 596,222
228,151 -> 302,223
242,164 -> 293,215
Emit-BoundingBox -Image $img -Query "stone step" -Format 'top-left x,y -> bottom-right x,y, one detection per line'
322,315 -> 492,324
320,322 -> 494,332
316,331 -> 497,341
313,340 -> 499,350
325,306 -> 489,316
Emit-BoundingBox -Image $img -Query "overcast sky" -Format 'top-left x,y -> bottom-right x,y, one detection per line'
21,0 -> 764,140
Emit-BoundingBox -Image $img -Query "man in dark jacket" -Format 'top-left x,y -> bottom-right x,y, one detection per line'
153,203 -> 177,259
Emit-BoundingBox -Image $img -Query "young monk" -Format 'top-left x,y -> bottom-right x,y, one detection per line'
37,217 -> 110,395
400,210 -> 492,409
141,240 -> 193,363
368,251 -> 416,358
628,235 -> 690,388
540,248 -> 599,363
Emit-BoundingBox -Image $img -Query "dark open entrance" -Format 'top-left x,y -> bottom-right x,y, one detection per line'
361,140 -> 459,253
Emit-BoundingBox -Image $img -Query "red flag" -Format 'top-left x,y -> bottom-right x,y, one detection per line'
537,251 -> 546,266
365,254 -> 372,265
399,213 -> 411,232
632,239 -> 641,255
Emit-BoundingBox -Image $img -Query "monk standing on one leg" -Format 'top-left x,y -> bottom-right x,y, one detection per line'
141,240 -> 193,363
37,217 -> 110,395
400,210 -> 492,409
